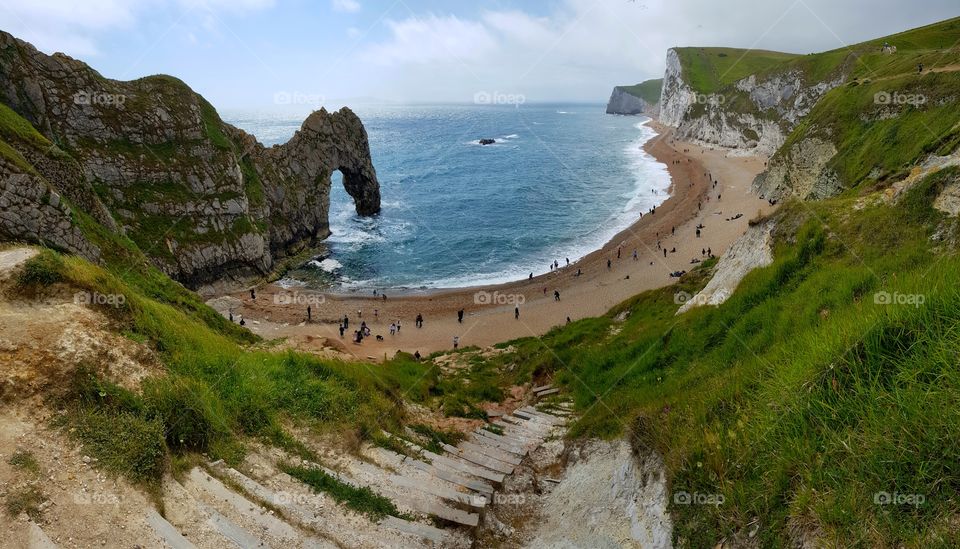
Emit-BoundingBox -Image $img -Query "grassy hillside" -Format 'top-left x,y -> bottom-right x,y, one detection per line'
674,47 -> 800,93
619,78 -> 663,104
470,166 -> 960,545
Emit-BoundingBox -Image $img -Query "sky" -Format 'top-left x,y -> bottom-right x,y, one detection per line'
0,0 -> 957,109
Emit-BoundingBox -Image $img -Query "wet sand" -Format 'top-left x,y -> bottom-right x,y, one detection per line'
212,120 -> 777,361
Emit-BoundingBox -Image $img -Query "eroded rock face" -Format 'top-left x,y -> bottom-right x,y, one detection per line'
753,137 -> 842,200
658,48 -> 844,157
0,31 -> 380,288
605,87 -> 657,116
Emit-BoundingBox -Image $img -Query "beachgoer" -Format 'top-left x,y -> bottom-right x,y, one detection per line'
566,316 -> 571,324
554,290 -> 560,301
397,320 -> 402,332
617,247 -> 621,259
390,323 -> 396,335
566,258 -> 570,266
357,309 -> 362,318
453,336 -> 460,350
607,258 -> 612,270
414,350 -> 421,361
633,249 -> 638,261
529,272 -> 533,280
307,306 -> 311,321
228,311 -> 234,322
239,316 -> 245,326
416,313 -> 423,328
457,309 -> 464,323
696,228 -> 701,238
250,288 -> 256,300
515,306 -> 520,320
663,248 -> 667,258
374,308 -> 378,319
339,324 -> 345,338
343,315 -> 349,329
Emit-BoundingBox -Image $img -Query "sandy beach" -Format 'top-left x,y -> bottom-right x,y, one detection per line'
210,120 -> 777,360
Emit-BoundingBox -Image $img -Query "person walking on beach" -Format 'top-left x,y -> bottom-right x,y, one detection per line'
343,315 -> 349,329
617,247 -> 621,259
663,248 -> 667,258
457,309 -> 464,323
250,288 -> 256,300
529,272 -> 533,280
607,258 -> 612,270
633,249 -> 638,261
390,323 -> 396,336
576,268 -> 581,277
453,336 -> 460,350
566,258 -> 570,266
339,323 -> 345,338
307,306 -> 312,322
397,320 -> 401,332
229,311 -> 234,323
696,228 -> 701,238
554,290 -> 560,301
515,306 -> 520,320
374,308 -> 378,320
416,313 -> 423,328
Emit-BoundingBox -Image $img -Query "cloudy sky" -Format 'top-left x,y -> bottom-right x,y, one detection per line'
1,0 -> 956,108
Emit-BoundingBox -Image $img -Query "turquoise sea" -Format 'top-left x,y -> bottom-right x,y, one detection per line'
223,103 -> 670,290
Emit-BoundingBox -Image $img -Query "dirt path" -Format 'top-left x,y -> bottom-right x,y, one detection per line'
213,121 -> 777,360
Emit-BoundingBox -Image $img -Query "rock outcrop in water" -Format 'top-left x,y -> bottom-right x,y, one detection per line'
0,31 -> 380,288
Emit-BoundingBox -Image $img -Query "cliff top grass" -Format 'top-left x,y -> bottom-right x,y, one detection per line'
472,166 -> 960,545
618,78 -> 663,104
674,47 -> 800,93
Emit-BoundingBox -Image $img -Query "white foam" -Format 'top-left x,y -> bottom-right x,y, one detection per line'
308,258 -> 343,272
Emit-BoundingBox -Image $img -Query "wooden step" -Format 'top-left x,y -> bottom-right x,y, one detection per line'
184,468 -> 303,543
27,521 -> 59,549
381,516 -> 451,544
367,445 -> 493,500
442,443 -> 514,475
532,384 -> 553,393
535,387 -> 560,398
518,407 -> 566,424
313,463 -> 480,527
201,502 -> 269,548
351,460 -> 486,510
382,432 -> 505,484
471,431 -> 527,456
146,508 -> 197,549
475,427 -> 534,448
455,440 -> 523,466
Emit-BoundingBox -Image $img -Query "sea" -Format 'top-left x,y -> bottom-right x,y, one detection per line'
222,103 -> 670,291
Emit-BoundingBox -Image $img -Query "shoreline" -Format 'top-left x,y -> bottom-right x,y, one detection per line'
210,119 -> 777,360
285,116 -> 670,296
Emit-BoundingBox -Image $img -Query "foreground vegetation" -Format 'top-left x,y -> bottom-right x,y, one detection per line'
471,166 -> 960,545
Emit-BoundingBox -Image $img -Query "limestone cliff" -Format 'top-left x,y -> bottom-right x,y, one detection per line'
605,80 -> 661,116
0,31 -> 380,288
658,47 -> 844,157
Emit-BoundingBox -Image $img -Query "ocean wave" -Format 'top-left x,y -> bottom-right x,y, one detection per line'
308,258 -> 343,272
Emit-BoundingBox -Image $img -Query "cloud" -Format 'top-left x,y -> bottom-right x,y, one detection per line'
362,14 -> 498,66
0,0 -> 275,56
332,0 -> 361,14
